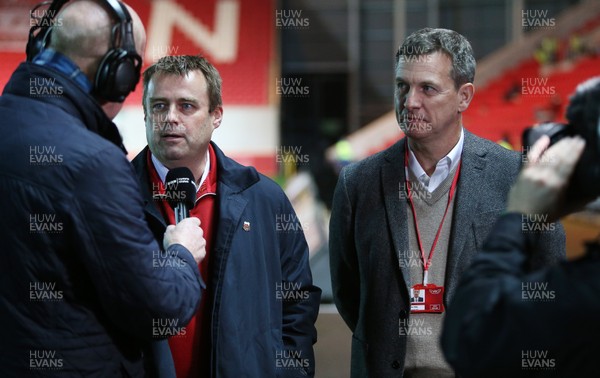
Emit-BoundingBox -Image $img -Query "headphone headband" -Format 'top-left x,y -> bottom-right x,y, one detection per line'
26,0 -> 142,102
26,0 -> 68,61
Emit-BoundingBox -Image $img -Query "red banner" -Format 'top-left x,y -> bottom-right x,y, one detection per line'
0,0 -> 274,107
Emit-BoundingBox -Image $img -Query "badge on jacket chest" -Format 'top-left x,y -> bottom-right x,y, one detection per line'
410,284 -> 445,313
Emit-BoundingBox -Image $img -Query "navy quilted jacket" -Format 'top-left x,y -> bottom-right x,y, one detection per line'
0,62 -> 203,377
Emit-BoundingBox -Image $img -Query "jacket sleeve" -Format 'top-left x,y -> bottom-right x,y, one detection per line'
441,212 -> 600,378
71,146 -> 203,342
278,189 -> 321,378
529,218 -> 567,269
329,166 -> 360,332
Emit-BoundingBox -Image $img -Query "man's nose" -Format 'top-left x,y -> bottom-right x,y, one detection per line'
404,87 -> 421,109
165,105 -> 180,123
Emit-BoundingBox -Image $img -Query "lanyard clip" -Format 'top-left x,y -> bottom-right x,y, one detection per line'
423,269 -> 429,286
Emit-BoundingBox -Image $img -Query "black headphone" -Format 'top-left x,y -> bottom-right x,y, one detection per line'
26,0 -> 142,102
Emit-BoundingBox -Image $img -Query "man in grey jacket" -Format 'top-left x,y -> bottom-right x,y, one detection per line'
329,27 -> 565,377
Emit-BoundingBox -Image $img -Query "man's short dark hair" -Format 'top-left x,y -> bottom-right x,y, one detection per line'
142,55 -> 223,113
396,28 -> 476,88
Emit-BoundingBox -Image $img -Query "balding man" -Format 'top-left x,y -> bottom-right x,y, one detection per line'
0,1 -> 205,376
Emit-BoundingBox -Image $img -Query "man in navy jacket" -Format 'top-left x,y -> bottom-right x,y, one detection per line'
131,55 -> 321,377
0,1 -> 205,376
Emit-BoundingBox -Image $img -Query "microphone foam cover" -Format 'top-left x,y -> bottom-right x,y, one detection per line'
164,167 -> 196,210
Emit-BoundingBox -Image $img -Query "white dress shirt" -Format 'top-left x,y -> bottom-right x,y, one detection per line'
406,129 -> 464,193
151,151 -> 210,193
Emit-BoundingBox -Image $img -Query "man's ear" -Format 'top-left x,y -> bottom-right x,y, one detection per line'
458,83 -> 475,113
211,106 -> 223,129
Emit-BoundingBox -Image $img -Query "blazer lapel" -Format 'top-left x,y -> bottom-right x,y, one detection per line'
381,140 -> 412,291
445,130 -> 486,298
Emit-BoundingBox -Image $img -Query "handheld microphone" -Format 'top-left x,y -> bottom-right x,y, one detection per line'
164,167 -> 196,224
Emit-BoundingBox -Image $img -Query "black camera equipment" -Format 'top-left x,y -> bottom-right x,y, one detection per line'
522,77 -> 600,200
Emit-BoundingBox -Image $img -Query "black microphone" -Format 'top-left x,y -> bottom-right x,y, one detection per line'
164,167 -> 196,224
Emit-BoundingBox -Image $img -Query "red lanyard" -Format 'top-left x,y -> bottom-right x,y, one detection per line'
404,141 -> 461,285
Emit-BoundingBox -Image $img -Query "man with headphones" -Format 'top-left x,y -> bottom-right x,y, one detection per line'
0,1 -> 205,376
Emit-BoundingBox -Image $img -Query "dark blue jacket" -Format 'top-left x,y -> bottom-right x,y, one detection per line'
132,144 -> 321,377
0,62 -> 203,377
442,213 -> 599,377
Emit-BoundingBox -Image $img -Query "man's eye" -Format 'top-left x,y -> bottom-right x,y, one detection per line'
152,103 -> 166,112
181,103 -> 194,110
423,85 -> 436,93
397,82 -> 408,91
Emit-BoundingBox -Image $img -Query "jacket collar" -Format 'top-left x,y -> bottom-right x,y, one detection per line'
131,146 -> 165,225
31,48 -> 93,93
131,141 -> 261,224
3,62 -> 126,154
211,141 -> 260,194
444,129 -> 486,298
381,140 -> 411,292
380,130 -> 487,298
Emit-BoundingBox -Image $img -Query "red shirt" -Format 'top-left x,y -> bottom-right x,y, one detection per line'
147,145 -> 217,377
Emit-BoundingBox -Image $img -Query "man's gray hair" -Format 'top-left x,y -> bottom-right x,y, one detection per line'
396,28 -> 476,88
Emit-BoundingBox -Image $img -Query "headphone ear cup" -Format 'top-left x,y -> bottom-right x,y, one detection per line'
94,48 -> 141,102
26,26 -> 53,61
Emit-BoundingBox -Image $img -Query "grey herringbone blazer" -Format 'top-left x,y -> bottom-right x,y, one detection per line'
329,129 -> 565,377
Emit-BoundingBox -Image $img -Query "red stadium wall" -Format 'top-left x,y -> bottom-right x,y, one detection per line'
0,0 -> 278,175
